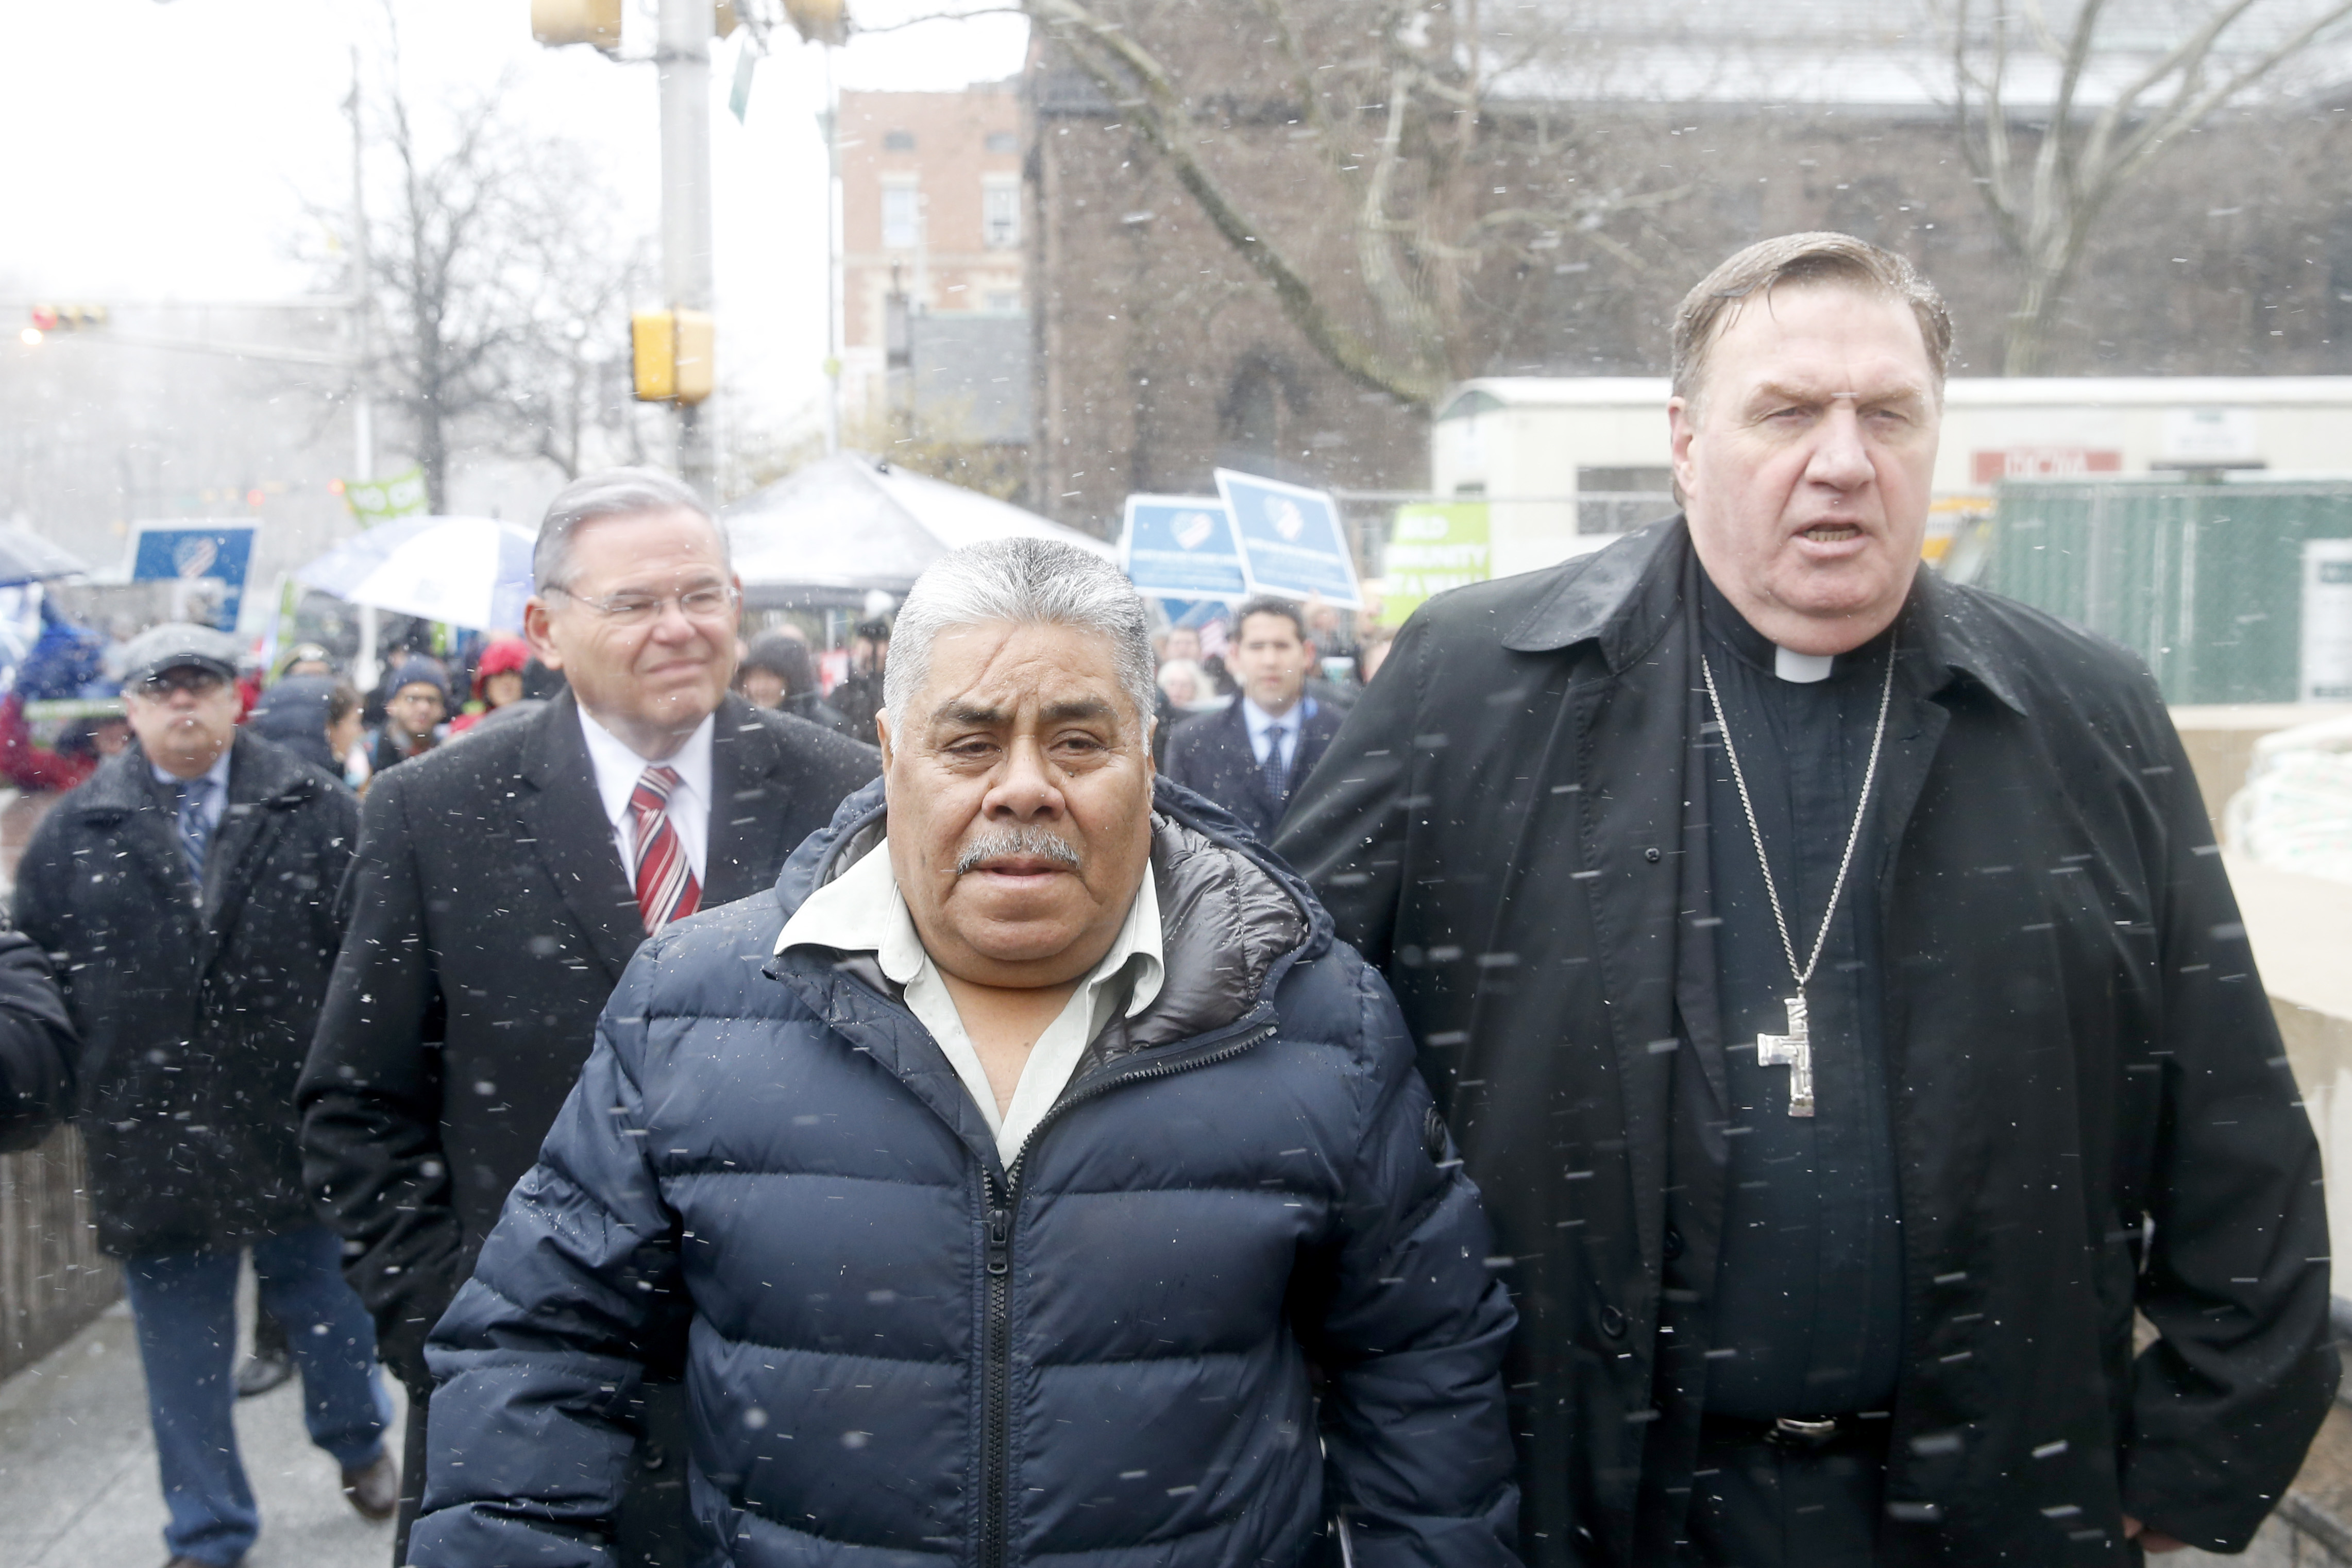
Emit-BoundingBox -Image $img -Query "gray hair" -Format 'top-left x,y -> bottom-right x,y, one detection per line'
533,467 -> 720,592
885,538 -> 1157,737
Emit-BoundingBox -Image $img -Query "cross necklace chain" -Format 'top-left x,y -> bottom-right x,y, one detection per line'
1699,638 -> 1897,1118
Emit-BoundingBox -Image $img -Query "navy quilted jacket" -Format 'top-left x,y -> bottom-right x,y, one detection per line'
411,779 -> 1520,1568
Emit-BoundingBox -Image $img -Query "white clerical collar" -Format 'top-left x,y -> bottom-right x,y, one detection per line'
1774,646 -> 1835,684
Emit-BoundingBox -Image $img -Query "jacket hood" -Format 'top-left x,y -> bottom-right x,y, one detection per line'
773,774 -> 1327,1056
245,676 -> 343,775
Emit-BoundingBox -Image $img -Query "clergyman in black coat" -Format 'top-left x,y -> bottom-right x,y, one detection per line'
1163,596 -> 1343,842
1279,235 -> 2335,1565
298,469 -> 879,1563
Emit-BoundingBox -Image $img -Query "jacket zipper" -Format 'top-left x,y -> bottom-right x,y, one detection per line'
974,1020 -> 1277,1568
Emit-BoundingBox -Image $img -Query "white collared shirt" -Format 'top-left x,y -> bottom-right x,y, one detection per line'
575,705 -> 715,884
1239,693 -> 1314,772
774,836 -> 1165,1165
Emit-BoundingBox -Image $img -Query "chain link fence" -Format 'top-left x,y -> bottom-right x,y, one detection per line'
1978,481 -> 2352,705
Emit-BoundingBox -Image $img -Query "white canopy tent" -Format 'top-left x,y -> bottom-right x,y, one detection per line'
725,452 -> 1116,610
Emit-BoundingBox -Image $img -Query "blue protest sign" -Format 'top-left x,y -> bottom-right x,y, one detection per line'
1214,470 -> 1362,609
1120,495 -> 1248,600
129,523 -> 258,632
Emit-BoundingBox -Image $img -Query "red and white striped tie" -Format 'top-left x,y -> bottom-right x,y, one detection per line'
629,765 -> 701,935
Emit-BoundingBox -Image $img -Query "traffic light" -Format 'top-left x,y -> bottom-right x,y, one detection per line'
632,309 -> 715,405
785,0 -> 848,45
23,304 -> 108,344
531,0 -> 621,51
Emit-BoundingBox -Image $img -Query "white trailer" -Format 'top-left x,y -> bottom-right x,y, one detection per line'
1430,376 -> 2352,576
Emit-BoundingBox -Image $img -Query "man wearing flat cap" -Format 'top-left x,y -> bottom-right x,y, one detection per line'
15,623 -> 397,1568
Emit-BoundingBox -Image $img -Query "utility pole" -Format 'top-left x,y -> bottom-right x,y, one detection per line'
658,0 -> 718,499
821,46 -> 841,456
348,44 -> 381,688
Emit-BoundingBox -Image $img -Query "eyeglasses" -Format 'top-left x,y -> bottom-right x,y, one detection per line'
547,583 -> 738,628
137,668 -> 227,698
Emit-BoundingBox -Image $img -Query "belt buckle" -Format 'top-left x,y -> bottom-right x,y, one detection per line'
1769,1416 -> 1842,1448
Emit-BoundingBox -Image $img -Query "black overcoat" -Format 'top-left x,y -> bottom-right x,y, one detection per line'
296,690 -> 879,1377
14,734 -> 356,1257
1277,519 -> 2337,1565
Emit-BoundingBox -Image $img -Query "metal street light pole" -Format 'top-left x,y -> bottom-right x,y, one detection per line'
658,0 -> 717,499
348,44 -> 380,687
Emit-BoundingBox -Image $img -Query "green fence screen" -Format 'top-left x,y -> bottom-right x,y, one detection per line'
1977,481 -> 2352,705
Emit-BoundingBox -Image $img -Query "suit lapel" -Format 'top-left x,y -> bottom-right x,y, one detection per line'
705,697 -> 793,906
516,693 -> 644,983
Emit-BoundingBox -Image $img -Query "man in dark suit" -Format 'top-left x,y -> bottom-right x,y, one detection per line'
297,469 -> 879,1564
1163,595 -> 1341,841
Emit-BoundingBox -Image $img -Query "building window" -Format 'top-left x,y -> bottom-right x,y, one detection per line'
883,129 -> 916,151
983,177 -> 1020,249
985,130 -> 1018,154
882,182 -> 921,250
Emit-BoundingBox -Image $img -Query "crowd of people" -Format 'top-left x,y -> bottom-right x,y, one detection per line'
0,232 -> 2334,1568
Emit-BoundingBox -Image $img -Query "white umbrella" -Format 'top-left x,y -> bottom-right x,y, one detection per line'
725,452 -> 1116,608
297,515 -> 537,631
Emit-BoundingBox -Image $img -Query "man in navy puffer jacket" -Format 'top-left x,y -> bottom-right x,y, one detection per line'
410,538 -> 1520,1568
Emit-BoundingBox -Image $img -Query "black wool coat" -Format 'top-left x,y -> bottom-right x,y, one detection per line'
1277,519 -> 2337,1566
297,690 -> 878,1381
1163,694 -> 1344,843
15,734 -> 356,1256
0,930 -> 80,1153
410,778 -> 1519,1568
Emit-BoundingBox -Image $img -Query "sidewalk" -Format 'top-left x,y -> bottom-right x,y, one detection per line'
0,1297 -> 405,1568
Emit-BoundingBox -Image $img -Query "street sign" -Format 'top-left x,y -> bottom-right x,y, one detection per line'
128,522 -> 257,632
2303,540 -> 2352,701
1381,502 -> 1491,625
1214,469 -> 1362,609
1120,493 -> 1248,600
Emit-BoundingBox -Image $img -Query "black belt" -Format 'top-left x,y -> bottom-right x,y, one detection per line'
1701,1411 -> 1892,1451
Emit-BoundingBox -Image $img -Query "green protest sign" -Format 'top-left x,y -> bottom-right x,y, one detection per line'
1381,503 -> 1490,625
341,466 -> 429,526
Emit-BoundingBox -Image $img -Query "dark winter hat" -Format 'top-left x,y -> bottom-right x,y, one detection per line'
386,654 -> 450,701
739,633 -> 816,694
122,622 -> 241,688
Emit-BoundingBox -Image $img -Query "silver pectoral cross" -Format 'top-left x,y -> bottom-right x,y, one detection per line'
1757,995 -> 1815,1118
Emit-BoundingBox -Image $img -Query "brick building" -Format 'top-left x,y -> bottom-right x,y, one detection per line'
837,84 -> 1029,447
1021,0 -> 2352,538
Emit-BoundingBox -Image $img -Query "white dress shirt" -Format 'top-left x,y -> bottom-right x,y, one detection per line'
575,705 -> 715,884
774,837 -> 1165,1165
1240,694 -> 1315,773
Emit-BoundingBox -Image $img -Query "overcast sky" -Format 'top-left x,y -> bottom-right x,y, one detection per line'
0,0 -> 1029,434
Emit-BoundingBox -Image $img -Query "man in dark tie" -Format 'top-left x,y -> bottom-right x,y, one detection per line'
18,623 -> 396,1568
297,469 -> 879,1564
1162,595 -> 1341,842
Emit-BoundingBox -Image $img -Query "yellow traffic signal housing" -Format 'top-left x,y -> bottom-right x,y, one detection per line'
531,0 -> 621,51
632,309 -> 715,405
785,0 -> 849,45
